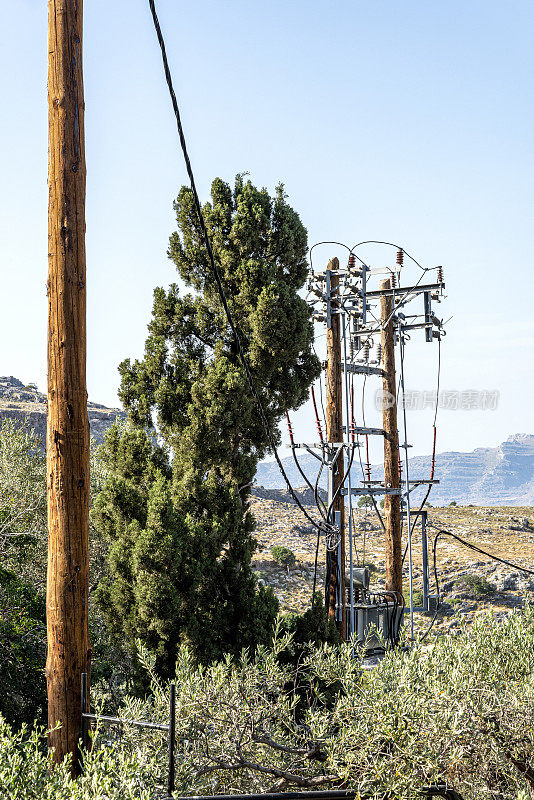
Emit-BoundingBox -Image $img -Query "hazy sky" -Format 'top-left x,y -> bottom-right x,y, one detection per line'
1,0 -> 533,462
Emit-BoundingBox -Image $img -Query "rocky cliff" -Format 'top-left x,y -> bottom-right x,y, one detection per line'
256,433 -> 534,506
0,376 -> 126,446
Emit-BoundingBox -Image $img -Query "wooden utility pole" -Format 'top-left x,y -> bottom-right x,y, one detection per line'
380,279 -> 402,600
47,0 -> 90,772
325,257 -> 346,638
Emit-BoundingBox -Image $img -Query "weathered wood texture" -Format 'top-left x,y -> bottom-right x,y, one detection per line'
325,258 -> 346,637
380,279 -> 402,599
47,0 -> 91,771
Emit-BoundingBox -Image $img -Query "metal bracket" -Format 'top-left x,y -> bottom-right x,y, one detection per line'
344,363 -> 385,377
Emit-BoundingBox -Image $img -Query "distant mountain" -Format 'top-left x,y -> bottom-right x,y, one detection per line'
0,376 -> 126,446
255,434 -> 534,507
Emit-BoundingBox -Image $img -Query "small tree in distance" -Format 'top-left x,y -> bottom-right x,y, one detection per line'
93,175 -> 320,676
271,545 -> 296,572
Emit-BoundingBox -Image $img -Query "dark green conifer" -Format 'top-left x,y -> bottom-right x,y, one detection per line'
93,176 -> 320,675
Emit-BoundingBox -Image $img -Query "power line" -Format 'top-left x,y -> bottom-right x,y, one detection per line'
147,0 -> 334,537
428,524 -> 534,577
419,524 -> 534,642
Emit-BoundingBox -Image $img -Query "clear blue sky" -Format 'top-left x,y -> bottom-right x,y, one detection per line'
1,0 -> 533,460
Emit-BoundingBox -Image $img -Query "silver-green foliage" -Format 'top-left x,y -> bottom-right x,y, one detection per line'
0,418 -> 47,584
1,608 -> 533,799
0,718 -> 155,800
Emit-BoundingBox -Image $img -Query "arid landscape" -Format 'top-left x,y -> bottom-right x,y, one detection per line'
251,488 -> 534,636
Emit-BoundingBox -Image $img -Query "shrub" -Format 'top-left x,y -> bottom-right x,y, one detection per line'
403,587 -> 424,607
456,573 -> 495,597
0,716 -> 157,799
103,607 -> 534,798
270,545 -> 296,569
0,568 -> 46,729
2,608 -> 534,798
278,592 -> 340,657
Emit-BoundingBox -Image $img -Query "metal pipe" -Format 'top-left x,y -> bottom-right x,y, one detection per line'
168,793 -> 359,800
168,683 -> 176,797
342,313 -> 355,639
421,510 -> 429,612
80,672 -> 88,768
80,713 -> 169,732
398,327 -> 414,639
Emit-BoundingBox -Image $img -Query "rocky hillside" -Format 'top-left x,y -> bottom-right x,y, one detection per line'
250,490 -> 534,636
0,376 -> 126,446
256,434 -> 534,506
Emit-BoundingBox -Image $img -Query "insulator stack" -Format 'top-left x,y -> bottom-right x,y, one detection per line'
391,272 -> 396,289
348,254 -> 356,270
310,386 -> 324,445
365,435 -> 372,482
437,266 -> 444,283
376,343 -> 382,365
285,411 -> 295,446
396,249 -> 404,266
363,341 -> 370,361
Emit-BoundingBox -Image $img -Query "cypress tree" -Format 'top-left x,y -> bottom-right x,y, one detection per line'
93,176 -> 320,675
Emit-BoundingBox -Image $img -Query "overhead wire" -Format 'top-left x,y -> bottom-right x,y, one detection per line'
418,523 -> 534,643
286,412 -> 327,521
360,374 -> 386,532
401,330 -> 442,567
147,0 -> 335,538
428,524 -> 534,576
350,240 -> 434,273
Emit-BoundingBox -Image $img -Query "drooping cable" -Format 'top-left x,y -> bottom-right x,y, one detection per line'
428,524 -> 534,576
402,336 -> 442,566
360,375 -> 386,532
286,411 -> 327,520
147,0 -> 334,537
418,523 -> 534,642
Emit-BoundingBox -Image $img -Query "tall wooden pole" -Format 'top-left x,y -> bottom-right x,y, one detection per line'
380,279 -> 402,600
325,257 -> 346,638
47,0 -> 90,772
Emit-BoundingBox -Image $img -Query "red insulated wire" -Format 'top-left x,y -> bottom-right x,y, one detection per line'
365,434 -> 371,481
350,385 -> 356,443
430,425 -> 437,481
310,386 -> 324,444
285,410 -> 295,446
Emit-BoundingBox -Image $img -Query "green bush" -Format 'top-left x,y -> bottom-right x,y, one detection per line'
0,716 -> 157,799
456,573 -> 495,597
403,588 -> 424,607
357,495 -> 373,507
270,545 -> 296,569
2,609 -> 534,798
278,592 -> 340,657
0,568 -> 46,729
